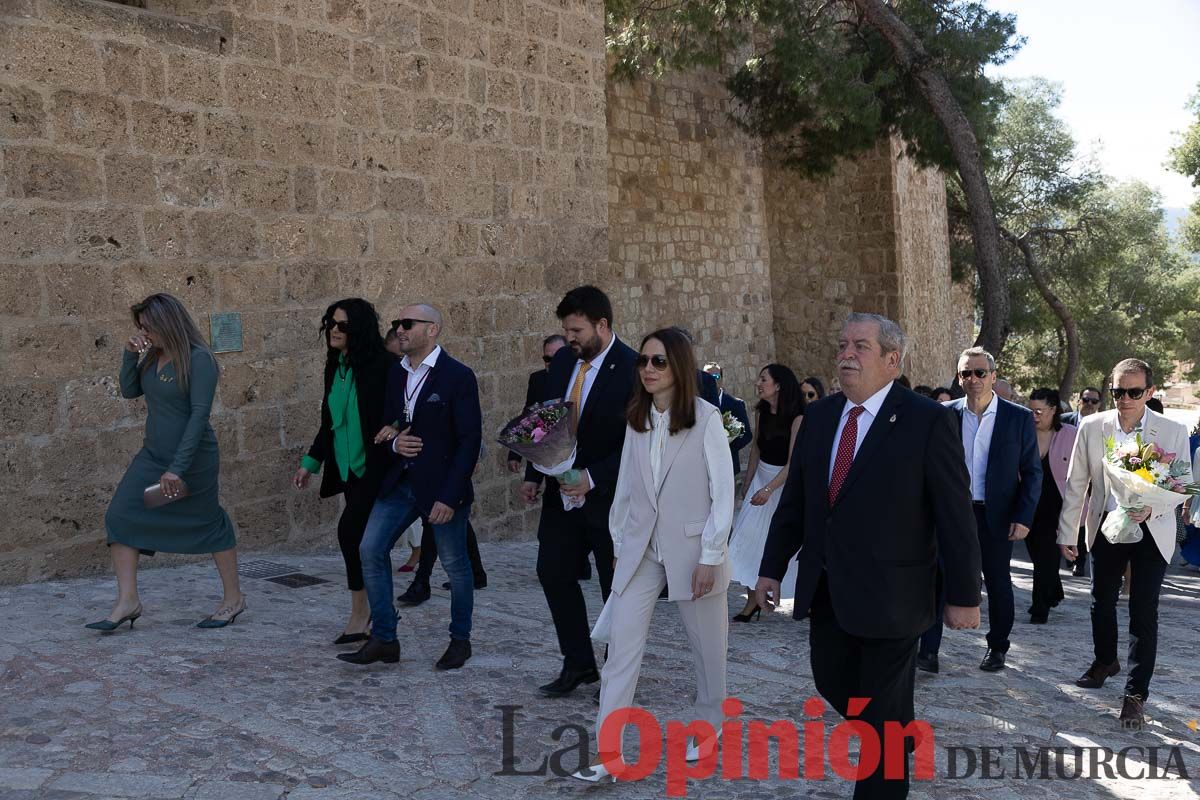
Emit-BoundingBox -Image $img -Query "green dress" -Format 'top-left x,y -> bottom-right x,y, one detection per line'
104,345 -> 237,554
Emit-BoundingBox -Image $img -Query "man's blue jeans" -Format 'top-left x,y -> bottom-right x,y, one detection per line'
359,480 -> 473,642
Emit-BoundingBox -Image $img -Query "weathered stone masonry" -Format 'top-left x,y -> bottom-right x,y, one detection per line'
0,0 -> 964,582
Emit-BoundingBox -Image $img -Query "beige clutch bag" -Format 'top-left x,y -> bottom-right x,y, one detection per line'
144,482 -> 189,508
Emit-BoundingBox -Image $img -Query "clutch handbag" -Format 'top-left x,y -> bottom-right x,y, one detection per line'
144,481 -> 189,508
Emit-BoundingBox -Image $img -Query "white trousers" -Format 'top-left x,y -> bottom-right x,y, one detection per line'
595,553 -> 728,752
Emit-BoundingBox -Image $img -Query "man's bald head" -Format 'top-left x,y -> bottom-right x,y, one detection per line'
395,303 -> 443,358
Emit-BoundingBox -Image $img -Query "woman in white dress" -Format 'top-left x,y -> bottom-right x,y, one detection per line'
727,364 -> 804,621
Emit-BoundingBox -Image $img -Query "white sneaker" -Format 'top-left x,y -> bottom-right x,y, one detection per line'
570,760 -> 615,783
686,730 -> 723,762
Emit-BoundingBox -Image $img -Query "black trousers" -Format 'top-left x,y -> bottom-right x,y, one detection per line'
414,519 -> 485,583
1090,524 -> 1167,699
1024,525 -> 1064,616
536,497 -> 615,671
810,576 -> 918,800
337,474 -> 381,592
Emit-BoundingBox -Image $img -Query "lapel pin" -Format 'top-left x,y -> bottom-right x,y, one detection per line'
610,364 -> 615,370
889,414 -> 896,423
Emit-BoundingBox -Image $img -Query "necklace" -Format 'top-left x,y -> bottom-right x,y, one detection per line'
404,367 -> 431,422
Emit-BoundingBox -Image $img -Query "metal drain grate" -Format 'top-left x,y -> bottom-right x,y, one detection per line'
237,560 -> 299,579
265,573 -> 329,588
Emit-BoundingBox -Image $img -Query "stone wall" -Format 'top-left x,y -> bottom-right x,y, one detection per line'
0,0 -> 608,582
765,140 -> 966,388
605,68 -> 775,401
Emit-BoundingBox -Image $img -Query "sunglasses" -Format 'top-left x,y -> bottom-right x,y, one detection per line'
542,355 -> 554,365
324,320 -> 350,333
1080,396 -> 1100,405
391,318 -> 435,331
958,368 -> 992,380
1110,387 -> 1146,401
636,354 -> 669,371
804,390 -> 818,400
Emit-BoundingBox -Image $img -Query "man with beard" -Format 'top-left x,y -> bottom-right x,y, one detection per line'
520,286 -> 638,696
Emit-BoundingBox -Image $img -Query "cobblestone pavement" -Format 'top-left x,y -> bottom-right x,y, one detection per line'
2,542 -> 1198,799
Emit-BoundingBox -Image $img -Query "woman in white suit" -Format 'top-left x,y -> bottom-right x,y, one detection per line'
571,327 -> 735,782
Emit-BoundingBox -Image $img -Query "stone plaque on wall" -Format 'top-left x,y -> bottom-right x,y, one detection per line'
209,312 -> 243,354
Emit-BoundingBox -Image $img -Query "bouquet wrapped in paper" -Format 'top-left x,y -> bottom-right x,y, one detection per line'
1101,433 -> 1199,544
722,410 -> 745,444
496,400 -> 586,510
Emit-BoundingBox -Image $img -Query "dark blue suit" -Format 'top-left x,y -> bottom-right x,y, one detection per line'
526,336 -> 639,671
921,395 -> 1041,656
718,391 -> 753,475
361,348 -> 483,644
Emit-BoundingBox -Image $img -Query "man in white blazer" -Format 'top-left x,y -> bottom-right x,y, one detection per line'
1057,358 -> 1192,729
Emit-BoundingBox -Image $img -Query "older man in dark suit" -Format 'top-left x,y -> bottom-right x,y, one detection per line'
520,286 -> 638,697
756,313 -> 981,800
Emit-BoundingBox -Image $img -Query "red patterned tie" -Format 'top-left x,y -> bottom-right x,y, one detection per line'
829,406 -> 866,506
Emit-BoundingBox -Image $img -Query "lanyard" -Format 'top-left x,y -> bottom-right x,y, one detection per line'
404,367 -> 431,422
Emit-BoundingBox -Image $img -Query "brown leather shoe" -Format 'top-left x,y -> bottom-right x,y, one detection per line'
1119,694 -> 1145,729
1075,659 -> 1120,688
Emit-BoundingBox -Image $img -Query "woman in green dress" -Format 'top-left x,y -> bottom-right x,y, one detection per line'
89,294 -> 244,631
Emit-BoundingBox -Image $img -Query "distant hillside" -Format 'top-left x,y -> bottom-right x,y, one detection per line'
1165,207 -> 1188,237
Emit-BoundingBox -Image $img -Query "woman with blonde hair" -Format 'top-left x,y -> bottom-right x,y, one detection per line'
89,294 -> 244,631
571,327 -> 734,782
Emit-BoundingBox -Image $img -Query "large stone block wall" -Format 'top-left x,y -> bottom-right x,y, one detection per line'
605,69 -> 775,401
0,0 -> 608,582
765,140 -> 967,388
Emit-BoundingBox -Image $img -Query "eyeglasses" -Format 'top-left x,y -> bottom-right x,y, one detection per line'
1080,396 -> 1100,405
636,354 -> 669,371
1110,387 -> 1146,401
391,318 -> 435,331
708,371 -> 722,380
1030,407 -> 1049,415
324,320 -> 350,333
804,391 -> 818,400
958,368 -> 992,380
542,355 -> 554,365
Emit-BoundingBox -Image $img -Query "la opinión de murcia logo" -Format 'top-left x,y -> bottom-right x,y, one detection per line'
496,699 -> 1192,795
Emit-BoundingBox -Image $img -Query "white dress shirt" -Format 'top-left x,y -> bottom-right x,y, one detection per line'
961,392 -> 998,502
393,345 -> 441,452
1105,408 -> 1149,513
828,381 -> 894,483
565,333 -> 617,415
623,405 -> 733,567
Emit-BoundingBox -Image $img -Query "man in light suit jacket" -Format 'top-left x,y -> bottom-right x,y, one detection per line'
705,362 -> 753,477
1058,358 -> 1192,729
757,313 -> 981,800
520,286 -> 639,697
917,347 -> 1041,674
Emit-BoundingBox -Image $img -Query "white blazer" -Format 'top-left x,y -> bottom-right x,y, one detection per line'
1056,408 -> 1192,561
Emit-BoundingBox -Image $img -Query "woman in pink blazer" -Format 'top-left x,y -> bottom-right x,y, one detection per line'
1027,388 -> 1079,623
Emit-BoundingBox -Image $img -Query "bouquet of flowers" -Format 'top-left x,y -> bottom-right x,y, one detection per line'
1101,433 -> 1199,544
496,400 -> 585,510
722,410 -> 745,444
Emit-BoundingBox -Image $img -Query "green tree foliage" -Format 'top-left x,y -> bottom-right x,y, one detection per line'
607,0 -> 1020,176
1168,84 -> 1200,253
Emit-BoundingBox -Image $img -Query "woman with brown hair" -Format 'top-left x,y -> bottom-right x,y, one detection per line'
90,294 -> 243,631
571,327 -> 734,782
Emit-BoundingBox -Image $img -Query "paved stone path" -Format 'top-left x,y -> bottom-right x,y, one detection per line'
1,543 -> 1198,799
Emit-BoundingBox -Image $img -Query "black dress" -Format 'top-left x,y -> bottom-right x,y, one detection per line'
1026,453 -> 1065,617
757,409 -> 794,467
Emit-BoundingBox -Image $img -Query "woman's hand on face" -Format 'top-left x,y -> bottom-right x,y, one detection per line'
126,333 -> 152,354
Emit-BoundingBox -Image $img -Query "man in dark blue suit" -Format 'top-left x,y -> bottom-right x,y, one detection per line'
338,303 -> 482,671
704,361 -> 753,477
520,286 -> 639,696
918,347 -> 1041,674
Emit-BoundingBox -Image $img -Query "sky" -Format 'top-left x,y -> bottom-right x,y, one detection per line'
985,0 -> 1200,209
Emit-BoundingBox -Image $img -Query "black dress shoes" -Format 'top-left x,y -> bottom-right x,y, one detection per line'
1119,693 -> 1145,729
538,666 -> 600,697
979,649 -> 1007,672
398,580 -> 431,606
336,636 -> 400,665
1075,659 -> 1120,688
441,575 -> 488,591
435,638 -> 472,670
916,652 -> 939,674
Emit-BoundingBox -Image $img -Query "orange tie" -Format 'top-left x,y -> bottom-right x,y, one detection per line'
569,362 -> 591,426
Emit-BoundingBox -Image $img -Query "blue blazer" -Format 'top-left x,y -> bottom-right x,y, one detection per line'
719,392 -> 753,475
945,396 -> 1042,537
378,350 -> 482,515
